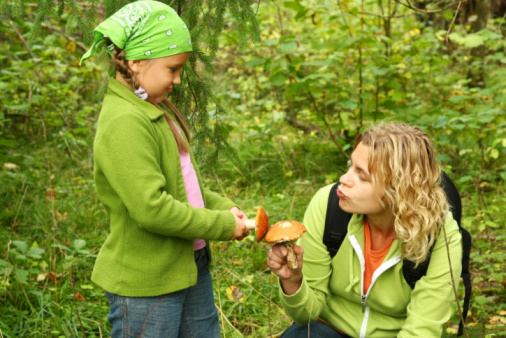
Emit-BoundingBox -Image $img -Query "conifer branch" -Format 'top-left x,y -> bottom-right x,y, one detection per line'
0,1 -> 8,14
3,0 -> 261,171
41,22 -> 88,51
8,18 -> 37,62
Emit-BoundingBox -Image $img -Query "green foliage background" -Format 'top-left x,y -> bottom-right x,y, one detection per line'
1,0 -> 505,337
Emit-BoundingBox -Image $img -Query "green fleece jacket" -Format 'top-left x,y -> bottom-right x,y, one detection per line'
92,78 -> 237,297
280,184 -> 463,337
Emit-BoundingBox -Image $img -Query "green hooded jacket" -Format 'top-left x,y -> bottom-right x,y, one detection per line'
280,183 -> 463,337
92,78 -> 237,297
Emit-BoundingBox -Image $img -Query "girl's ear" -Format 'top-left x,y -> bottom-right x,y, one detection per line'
128,60 -> 142,74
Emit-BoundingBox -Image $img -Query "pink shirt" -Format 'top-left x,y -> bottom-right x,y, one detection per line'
177,128 -> 206,251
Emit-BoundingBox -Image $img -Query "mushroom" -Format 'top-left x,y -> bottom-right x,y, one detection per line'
265,220 -> 307,269
244,206 -> 269,242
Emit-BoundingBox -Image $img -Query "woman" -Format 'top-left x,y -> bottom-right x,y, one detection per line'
268,122 -> 463,337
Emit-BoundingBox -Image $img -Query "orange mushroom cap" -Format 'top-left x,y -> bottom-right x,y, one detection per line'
255,206 -> 269,242
264,220 -> 307,243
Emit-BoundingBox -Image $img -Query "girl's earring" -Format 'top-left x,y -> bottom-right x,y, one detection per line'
134,86 -> 148,100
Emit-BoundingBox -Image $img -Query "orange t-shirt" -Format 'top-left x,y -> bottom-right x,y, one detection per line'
363,221 -> 395,294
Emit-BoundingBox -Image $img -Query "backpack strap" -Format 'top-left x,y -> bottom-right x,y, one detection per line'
400,171 -> 471,336
323,183 -> 352,258
458,227 -> 472,336
441,171 -> 462,227
402,243 -> 436,289
439,171 -> 471,336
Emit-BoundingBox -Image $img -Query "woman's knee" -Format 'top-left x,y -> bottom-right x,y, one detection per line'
281,322 -> 350,338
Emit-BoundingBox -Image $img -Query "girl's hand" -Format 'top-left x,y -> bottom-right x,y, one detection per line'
230,206 -> 247,220
267,243 -> 304,295
228,209 -> 250,241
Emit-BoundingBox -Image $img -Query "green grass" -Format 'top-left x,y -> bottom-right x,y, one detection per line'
1,0 -> 505,335
2,117 -> 504,337
1,73 -> 505,336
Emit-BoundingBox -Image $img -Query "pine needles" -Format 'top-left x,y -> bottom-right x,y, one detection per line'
0,0 -> 261,172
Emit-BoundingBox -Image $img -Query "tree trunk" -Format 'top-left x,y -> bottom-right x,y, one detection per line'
467,0 -> 490,87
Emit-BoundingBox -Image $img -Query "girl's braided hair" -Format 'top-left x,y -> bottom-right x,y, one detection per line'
107,38 -> 191,153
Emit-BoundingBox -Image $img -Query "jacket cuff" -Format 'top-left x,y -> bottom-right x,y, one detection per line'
279,277 -> 308,309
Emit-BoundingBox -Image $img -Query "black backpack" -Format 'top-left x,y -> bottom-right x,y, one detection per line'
323,171 -> 471,336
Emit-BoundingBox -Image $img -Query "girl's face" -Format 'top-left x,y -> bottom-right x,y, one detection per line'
337,142 -> 386,217
130,52 -> 191,104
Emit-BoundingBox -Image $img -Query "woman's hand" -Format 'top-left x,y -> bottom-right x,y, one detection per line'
267,243 -> 304,295
228,207 -> 250,241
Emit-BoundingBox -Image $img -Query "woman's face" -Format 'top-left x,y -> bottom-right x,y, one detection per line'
337,142 -> 386,217
130,52 -> 190,104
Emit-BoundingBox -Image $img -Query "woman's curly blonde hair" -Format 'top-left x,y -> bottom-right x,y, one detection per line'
356,122 -> 449,266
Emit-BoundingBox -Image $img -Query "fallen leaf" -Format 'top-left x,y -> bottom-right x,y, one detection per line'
226,285 -> 244,302
45,189 -> 56,200
56,211 -> 68,222
37,272 -> 47,282
231,259 -> 243,265
66,41 -> 76,54
48,271 -> 63,284
211,243 -> 228,249
489,315 -> 500,325
486,295 -> 498,303
500,310 -> 506,316
3,163 -> 17,171
74,292 -> 86,302
446,326 -> 458,335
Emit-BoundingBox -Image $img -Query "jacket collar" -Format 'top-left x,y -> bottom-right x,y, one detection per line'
348,214 -> 365,235
106,78 -> 164,121
348,214 -> 402,259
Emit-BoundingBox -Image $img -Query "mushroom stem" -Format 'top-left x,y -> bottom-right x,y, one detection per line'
285,241 -> 297,269
244,219 -> 256,230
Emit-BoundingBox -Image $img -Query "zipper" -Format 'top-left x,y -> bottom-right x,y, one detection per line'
360,306 -> 371,338
349,234 -> 402,336
361,255 -> 402,312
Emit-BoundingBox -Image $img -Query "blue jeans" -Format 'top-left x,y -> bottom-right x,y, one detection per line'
281,322 -> 352,338
105,247 -> 220,338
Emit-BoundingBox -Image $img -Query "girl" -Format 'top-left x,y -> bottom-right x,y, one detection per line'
80,1 -> 250,336
267,123 -> 463,337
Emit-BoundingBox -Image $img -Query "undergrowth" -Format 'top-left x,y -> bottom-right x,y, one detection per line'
1,1 -> 505,336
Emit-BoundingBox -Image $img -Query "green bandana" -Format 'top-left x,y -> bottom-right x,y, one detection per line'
80,0 -> 192,65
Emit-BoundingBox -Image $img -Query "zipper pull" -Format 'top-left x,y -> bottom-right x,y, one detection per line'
361,295 -> 366,313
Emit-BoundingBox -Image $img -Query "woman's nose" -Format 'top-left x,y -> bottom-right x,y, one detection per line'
339,170 -> 352,186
